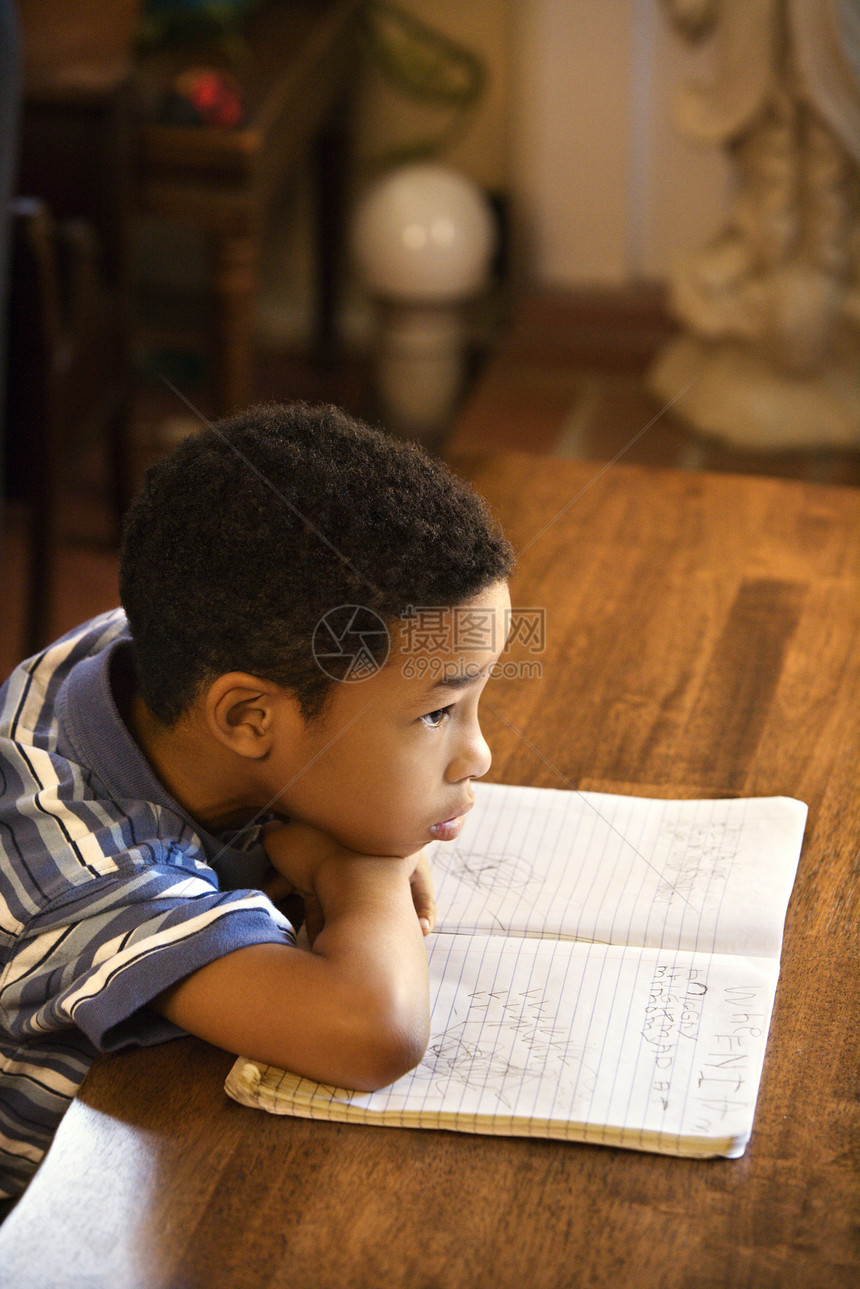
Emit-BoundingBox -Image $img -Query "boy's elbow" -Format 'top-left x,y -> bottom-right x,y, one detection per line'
345,989 -> 430,1092
364,1019 -> 429,1091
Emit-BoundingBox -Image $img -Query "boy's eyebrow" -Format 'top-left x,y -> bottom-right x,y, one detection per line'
427,668 -> 485,693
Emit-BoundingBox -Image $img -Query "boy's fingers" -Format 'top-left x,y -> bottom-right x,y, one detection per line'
262,868 -> 294,903
262,868 -> 306,934
304,894 -> 325,947
414,892 -> 436,935
409,853 -> 437,935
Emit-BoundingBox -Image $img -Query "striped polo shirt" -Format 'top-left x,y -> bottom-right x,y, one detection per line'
0,610 -> 294,1199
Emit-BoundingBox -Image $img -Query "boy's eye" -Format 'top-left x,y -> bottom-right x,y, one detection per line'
420,706 -> 451,728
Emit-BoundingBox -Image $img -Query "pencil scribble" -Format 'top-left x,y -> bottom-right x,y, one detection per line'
434,848 -> 538,894
652,820 -> 742,905
416,988 -> 597,1109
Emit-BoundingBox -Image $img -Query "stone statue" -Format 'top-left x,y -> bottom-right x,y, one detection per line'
650,0 -> 860,448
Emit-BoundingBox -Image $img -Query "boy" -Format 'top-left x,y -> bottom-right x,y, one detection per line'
0,402 -> 514,1205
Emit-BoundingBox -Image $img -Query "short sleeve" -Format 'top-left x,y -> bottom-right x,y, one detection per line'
1,868 -> 296,1052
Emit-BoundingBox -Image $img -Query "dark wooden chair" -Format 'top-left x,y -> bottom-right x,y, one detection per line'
3,6 -> 135,657
4,199 -> 62,656
3,195 -> 132,657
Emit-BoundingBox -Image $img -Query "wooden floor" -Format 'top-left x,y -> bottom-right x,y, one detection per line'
3,286 -> 859,679
446,288 -> 860,487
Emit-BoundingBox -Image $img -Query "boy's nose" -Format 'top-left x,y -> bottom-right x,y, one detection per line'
447,727 -> 492,783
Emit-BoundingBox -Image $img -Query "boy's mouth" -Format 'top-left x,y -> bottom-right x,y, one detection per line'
429,801 -> 473,842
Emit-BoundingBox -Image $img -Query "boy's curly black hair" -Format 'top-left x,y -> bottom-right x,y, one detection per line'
119,403 -> 515,726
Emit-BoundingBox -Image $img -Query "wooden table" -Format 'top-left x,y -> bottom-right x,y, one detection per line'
134,0 -> 362,413
1,453 -> 857,1288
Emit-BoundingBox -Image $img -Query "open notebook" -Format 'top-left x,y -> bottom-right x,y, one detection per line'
225,783 -> 806,1158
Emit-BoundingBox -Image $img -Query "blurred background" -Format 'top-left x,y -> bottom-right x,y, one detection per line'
2,0 -> 859,675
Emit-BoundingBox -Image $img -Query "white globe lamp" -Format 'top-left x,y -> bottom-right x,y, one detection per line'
352,163 -> 497,442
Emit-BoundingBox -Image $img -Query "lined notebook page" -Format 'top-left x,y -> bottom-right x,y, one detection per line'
227,941 -> 780,1156
226,786 -> 806,1157
427,786 -> 806,956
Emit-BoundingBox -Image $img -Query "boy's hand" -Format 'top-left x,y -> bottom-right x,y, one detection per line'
262,819 -> 349,898
262,821 -> 436,942
409,849 -> 436,936
262,821 -> 344,945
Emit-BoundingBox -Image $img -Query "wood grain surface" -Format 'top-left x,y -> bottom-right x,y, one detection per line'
1,453 -> 857,1288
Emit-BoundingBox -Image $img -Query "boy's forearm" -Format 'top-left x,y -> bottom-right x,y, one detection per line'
308,856 -> 431,1082
153,854 -> 431,1092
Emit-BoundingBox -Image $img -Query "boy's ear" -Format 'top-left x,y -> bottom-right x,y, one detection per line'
204,673 -> 302,759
